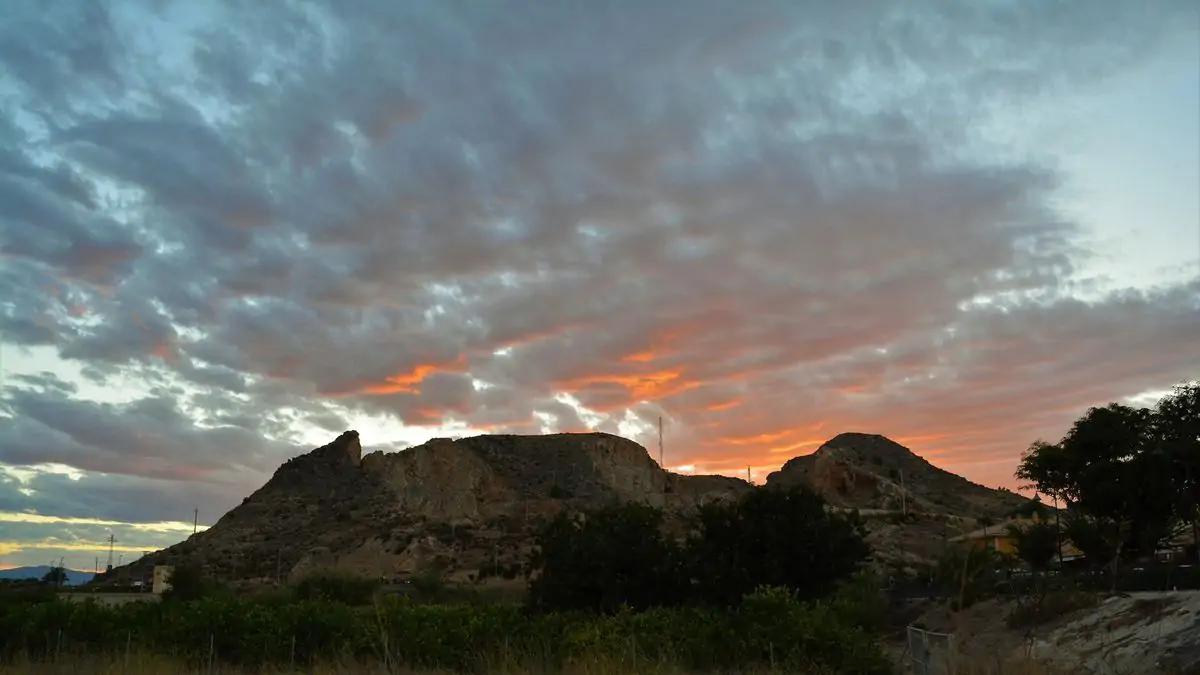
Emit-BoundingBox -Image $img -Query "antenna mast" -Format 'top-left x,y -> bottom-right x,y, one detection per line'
657,416 -> 664,468
193,508 -> 199,535
105,534 -> 116,572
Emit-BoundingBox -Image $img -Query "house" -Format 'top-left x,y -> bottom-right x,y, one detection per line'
949,514 -> 1082,563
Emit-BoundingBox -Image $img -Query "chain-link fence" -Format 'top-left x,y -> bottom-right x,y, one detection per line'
905,625 -> 956,675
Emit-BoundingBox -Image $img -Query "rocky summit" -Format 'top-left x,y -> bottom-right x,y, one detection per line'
766,432 -> 1028,519
107,430 -> 749,586
106,430 -> 1028,586
766,433 -> 1031,570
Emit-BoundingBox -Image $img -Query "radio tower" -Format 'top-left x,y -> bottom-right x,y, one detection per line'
105,534 -> 116,572
657,416 -> 664,468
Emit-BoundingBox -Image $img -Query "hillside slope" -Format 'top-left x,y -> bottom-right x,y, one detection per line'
105,430 -> 749,586
766,432 -> 1027,519
103,430 -> 1026,586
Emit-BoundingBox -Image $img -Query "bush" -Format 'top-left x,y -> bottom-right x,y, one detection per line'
159,565 -> 226,604
291,570 -> 379,605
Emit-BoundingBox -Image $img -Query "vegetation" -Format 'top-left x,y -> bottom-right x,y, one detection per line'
1017,382 -> 1199,566
1,486 -> 891,674
528,485 -> 870,613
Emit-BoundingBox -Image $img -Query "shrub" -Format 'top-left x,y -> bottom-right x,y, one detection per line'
291,570 -> 379,605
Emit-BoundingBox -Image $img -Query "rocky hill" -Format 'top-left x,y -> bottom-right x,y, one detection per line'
765,433 -> 1030,571
766,433 -> 1028,519
104,430 -> 749,586
103,430 -> 1027,586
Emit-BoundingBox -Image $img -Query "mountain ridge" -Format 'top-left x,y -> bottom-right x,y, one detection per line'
101,430 -> 1025,586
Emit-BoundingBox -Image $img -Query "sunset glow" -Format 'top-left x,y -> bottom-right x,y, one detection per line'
0,0 -> 1196,570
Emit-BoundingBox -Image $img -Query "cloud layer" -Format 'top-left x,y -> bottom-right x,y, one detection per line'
1,0 -> 1197,566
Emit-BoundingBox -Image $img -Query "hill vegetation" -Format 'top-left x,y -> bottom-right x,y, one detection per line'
3,485 -> 893,674
1017,382 -> 1199,570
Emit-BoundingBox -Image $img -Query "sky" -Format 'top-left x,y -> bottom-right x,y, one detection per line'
0,0 -> 1197,571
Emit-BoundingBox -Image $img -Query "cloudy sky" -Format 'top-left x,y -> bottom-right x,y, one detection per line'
1,0 -> 1198,571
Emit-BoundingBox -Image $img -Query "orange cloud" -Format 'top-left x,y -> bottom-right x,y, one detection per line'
327,357 -> 468,397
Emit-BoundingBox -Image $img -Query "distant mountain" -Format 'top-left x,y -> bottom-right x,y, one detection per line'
0,565 -> 95,586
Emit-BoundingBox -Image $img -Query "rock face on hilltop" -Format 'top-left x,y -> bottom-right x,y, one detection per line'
104,430 -> 1028,587
766,433 -> 1027,519
766,433 -> 1031,571
107,430 -> 749,586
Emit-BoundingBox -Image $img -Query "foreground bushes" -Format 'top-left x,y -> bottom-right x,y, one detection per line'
0,587 -> 891,674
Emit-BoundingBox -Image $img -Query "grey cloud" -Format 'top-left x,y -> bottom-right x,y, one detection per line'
0,0 -> 1195,532
0,382 -> 296,481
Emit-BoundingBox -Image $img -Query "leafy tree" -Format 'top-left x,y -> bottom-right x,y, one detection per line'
160,564 -> 221,603
1154,382 -> 1200,560
40,566 -> 67,588
526,502 -> 689,613
1017,402 -> 1177,571
1061,512 -> 1117,572
687,486 -> 870,607
1006,521 -> 1059,573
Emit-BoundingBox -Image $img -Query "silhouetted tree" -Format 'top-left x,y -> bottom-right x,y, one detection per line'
40,566 -> 67,588
526,503 -> 689,613
1154,383 -> 1200,560
1007,521 -> 1059,574
160,564 -> 219,603
1017,402 -> 1177,573
687,486 -> 870,607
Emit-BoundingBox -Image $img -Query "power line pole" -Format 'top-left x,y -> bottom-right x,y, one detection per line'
105,534 -> 116,573
747,466 -> 752,485
193,508 -> 198,535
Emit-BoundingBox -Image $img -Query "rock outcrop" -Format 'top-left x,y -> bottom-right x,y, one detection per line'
104,430 -> 1027,586
106,430 -> 748,586
766,432 -> 1028,519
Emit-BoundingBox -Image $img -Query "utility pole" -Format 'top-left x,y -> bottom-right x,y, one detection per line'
747,466 -> 752,485
193,508 -> 199,535
106,534 -> 116,573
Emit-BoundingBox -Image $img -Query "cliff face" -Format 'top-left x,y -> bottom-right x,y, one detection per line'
109,430 -> 748,586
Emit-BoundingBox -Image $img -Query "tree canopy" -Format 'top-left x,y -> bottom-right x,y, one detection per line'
526,485 -> 870,613
1016,382 -> 1199,564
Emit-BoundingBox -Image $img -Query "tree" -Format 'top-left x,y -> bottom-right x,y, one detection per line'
526,503 -> 689,613
1007,521 -> 1059,574
687,486 -> 870,606
1061,512 -> 1117,573
40,566 -> 67,588
1017,403 -> 1176,572
160,564 -> 219,603
1153,382 -> 1200,560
